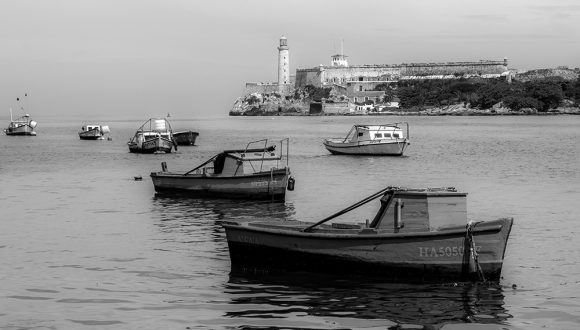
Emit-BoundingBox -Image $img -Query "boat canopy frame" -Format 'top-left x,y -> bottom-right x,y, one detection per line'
182,138 -> 290,176
129,118 -> 174,144
302,186 -> 457,233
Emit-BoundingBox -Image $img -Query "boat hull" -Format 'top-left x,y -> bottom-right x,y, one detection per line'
4,125 -> 36,136
222,218 -> 513,282
173,131 -> 199,146
151,168 -> 289,201
128,137 -> 174,153
79,130 -> 104,140
323,139 -> 409,156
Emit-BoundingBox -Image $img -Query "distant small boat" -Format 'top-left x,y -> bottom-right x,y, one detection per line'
128,118 -> 176,153
4,109 -> 37,136
323,123 -> 410,156
221,187 -> 514,283
173,130 -> 199,146
78,124 -> 110,140
5,94 -> 38,136
150,139 -> 292,201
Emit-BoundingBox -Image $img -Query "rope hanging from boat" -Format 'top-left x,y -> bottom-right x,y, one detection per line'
462,221 -> 486,282
302,186 -> 395,233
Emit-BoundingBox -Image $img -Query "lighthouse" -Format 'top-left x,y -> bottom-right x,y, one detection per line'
277,36 -> 289,86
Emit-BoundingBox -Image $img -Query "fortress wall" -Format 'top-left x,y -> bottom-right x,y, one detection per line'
322,102 -> 350,114
295,69 -> 323,87
400,62 -> 507,76
296,61 -> 508,87
244,83 -> 279,95
323,66 -> 401,83
244,83 -> 293,96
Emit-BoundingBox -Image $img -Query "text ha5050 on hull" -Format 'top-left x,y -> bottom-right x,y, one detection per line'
222,187 -> 513,283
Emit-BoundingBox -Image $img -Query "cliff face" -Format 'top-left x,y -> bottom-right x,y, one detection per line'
230,91 -> 310,116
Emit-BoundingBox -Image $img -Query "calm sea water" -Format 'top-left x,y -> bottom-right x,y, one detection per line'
1,115 -> 579,330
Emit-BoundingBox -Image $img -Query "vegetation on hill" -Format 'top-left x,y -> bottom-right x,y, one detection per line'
376,77 -> 580,112
232,76 -> 580,116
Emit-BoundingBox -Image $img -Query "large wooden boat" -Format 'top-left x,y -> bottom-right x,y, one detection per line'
323,123 -> 410,156
150,139 -> 292,201
173,130 -> 199,146
4,110 -> 37,136
78,124 -> 110,140
221,187 -> 513,283
128,118 -> 176,153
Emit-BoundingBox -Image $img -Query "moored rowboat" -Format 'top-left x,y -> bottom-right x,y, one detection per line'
173,130 -> 199,146
222,187 -> 513,283
151,138 -> 293,201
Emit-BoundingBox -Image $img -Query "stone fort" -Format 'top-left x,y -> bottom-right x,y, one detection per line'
244,36 -> 510,103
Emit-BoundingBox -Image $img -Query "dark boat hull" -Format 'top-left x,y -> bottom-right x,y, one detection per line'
173,131 -> 199,146
222,218 -> 513,282
79,131 -> 104,140
5,126 -> 36,136
151,168 -> 289,201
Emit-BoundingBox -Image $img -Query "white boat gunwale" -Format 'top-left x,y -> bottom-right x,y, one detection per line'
222,219 -> 506,240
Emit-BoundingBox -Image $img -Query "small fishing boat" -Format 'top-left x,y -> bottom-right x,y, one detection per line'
221,187 -> 513,283
150,139 -> 293,201
128,118 -> 176,153
173,130 -> 199,146
323,123 -> 410,156
4,110 -> 37,136
78,124 -> 110,140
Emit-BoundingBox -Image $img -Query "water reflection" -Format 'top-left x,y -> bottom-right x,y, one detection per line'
150,194 -> 296,246
151,194 -> 296,222
226,273 -> 511,329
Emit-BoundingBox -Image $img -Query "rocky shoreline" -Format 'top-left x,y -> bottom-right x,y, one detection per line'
229,102 -> 580,116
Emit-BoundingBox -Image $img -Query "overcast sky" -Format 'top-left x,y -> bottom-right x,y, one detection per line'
1,0 -> 579,120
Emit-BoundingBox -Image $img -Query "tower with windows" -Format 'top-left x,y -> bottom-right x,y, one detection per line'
278,36 -> 290,86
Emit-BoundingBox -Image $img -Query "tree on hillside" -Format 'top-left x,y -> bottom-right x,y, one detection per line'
502,95 -> 539,111
471,81 -> 511,109
524,79 -> 563,111
302,85 -> 331,101
449,81 -> 480,104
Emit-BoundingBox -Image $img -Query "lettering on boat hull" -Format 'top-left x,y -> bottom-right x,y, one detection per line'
418,246 -> 481,258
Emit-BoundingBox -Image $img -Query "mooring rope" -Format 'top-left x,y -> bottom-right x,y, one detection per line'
462,221 -> 486,282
